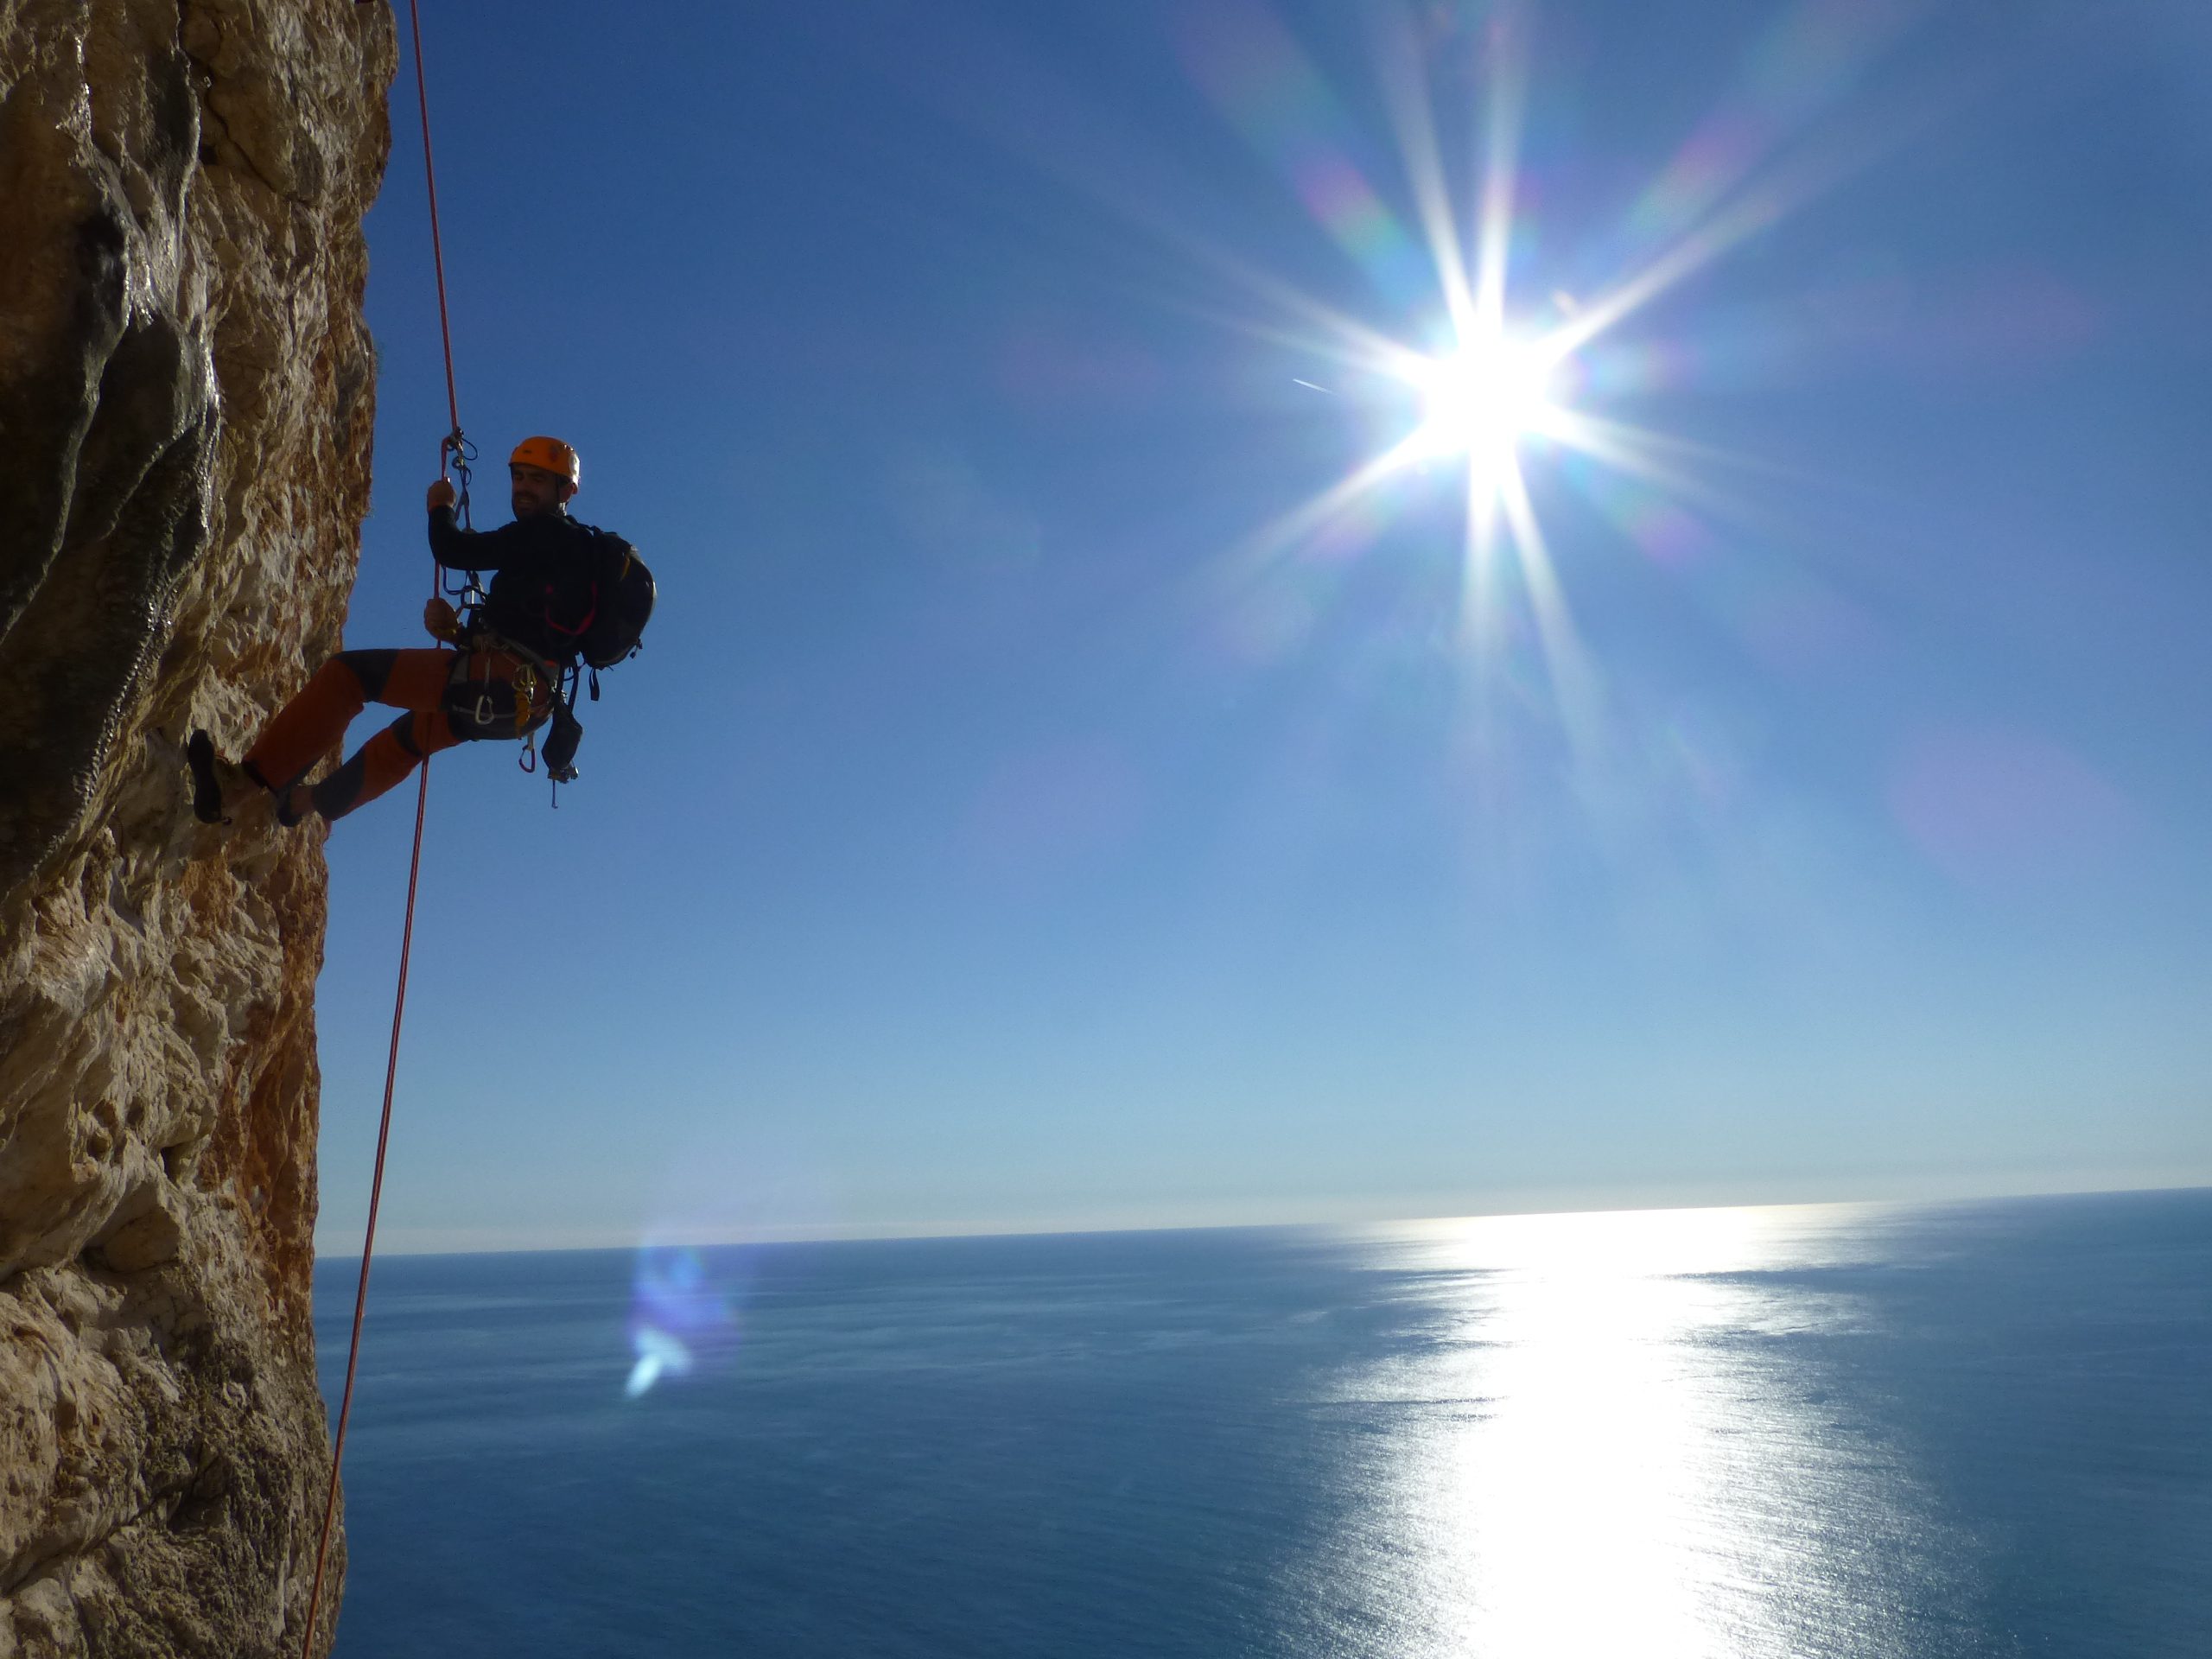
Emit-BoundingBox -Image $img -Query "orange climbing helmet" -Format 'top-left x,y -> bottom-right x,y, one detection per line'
510,435 -> 581,487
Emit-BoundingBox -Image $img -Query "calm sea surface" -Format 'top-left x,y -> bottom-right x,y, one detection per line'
313,1190 -> 2212,1656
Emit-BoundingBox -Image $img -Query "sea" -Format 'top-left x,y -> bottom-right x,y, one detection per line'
311,1189 -> 2212,1657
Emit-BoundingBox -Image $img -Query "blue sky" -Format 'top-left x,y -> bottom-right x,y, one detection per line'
311,0 -> 2212,1253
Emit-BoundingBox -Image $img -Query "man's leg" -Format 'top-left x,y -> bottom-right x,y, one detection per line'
190,647 -> 460,824
302,705 -> 467,822
243,649 -> 452,793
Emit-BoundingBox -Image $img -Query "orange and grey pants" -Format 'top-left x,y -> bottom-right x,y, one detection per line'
244,647 -> 553,822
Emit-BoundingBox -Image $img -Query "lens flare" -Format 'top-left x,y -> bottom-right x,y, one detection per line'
625,1243 -> 735,1401
625,1326 -> 692,1401
1153,0 -> 1941,805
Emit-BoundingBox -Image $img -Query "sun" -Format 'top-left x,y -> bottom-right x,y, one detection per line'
1409,335 -> 1560,467
1185,2 -> 1889,772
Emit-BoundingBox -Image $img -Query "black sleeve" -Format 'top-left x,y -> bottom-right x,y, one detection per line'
429,508 -> 521,571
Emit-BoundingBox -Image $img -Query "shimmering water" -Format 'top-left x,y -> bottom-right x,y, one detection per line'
315,1190 -> 2212,1656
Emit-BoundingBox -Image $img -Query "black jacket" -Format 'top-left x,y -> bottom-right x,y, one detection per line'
429,506 -> 620,664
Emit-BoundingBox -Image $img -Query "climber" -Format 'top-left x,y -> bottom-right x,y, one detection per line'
187,435 -> 646,826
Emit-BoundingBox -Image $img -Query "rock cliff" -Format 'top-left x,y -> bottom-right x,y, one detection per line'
0,3 -> 393,1653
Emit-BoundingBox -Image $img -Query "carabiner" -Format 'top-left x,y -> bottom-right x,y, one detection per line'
441,427 -> 479,531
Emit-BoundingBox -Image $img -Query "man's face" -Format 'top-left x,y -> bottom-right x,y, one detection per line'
510,462 -> 574,518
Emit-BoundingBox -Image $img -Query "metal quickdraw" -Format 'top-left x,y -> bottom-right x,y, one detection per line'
471,646 -> 495,729
513,664 -> 542,772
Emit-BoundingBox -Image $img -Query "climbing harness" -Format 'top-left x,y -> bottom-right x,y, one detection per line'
438,632 -> 556,758
300,2 -> 460,1653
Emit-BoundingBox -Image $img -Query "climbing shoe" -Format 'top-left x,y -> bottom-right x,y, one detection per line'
186,731 -> 256,825
273,785 -> 318,829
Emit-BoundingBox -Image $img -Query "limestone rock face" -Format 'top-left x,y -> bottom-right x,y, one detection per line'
0,3 -> 393,1653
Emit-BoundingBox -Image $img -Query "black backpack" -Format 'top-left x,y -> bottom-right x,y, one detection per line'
574,525 -> 656,671
537,527 -> 654,791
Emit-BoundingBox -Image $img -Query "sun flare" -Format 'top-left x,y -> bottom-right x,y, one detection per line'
1410,336 -> 1560,466
1195,0 -> 1873,769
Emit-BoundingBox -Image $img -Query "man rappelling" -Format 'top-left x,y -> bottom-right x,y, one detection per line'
188,435 -> 653,827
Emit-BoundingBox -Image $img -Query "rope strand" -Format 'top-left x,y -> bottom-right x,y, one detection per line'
297,761 -> 429,1656
410,0 -> 461,437
299,1 -> 460,1650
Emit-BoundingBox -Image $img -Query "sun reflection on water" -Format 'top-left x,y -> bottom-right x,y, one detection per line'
1325,1205 -> 1962,1659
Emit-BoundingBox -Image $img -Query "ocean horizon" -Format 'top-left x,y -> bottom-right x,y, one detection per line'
315,1187 -> 2212,1656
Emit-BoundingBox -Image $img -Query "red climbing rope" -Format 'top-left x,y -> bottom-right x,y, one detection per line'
410,0 -> 462,439
297,764 -> 427,1657
300,3 -> 459,1653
